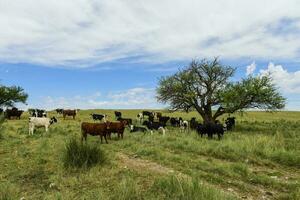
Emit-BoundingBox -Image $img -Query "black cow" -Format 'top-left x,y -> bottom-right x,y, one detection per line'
114,111 -> 122,119
91,114 -> 106,121
142,111 -> 154,118
190,117 -> 198,130
225,117 -> 236,131
130,125 -> 148,133
5,108 -> 23,120
158,116 -> 170,125
0,108 -> 3,114
197,122 -> 224,140
170,117 -> 180,127
56,109 -> 64,114
117,117 -> 132,125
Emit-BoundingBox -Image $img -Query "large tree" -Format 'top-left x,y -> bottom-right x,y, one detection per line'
156,58 -> 285,124
0,84 -> 28,108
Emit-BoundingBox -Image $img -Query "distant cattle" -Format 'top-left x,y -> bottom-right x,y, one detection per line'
30,109 -> 47,117
106,121 -> 127,139
137,113 -> 143,123
130,125 -> 147,133
117,117 -> 132,125
225,117 -> 235,131
190,117 -> 198,130
63,109 -> 77,120
91,114 -> 107,121
0,108 -> 3,114
56,109 -> 64,114
114,111 -> 122,119
155,112 -> 162,119
142,121 -> 166,135
29,117 -> 57,135
5,108 -> 23,120
197,122 -> 224,140
158,116 -> 170,126
170,117 -> 180,127
180,120 -> 189,133
142,111 -> 154,118
81,122 -> 108,143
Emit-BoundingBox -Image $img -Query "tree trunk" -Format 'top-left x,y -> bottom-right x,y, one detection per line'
202,113 -> 214,124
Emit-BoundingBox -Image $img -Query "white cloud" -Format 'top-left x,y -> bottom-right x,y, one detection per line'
259,62 -> 300,94
0,0 -> 300,67
26,87 -> 161,110
246,61 -> 256,76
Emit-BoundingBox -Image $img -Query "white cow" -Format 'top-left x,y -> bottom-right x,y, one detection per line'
180,120 -> 189,133
28,117 -> 57,135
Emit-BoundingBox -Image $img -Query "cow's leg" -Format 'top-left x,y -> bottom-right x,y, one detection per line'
100,135 -> 103,143
104,134 -> 108,144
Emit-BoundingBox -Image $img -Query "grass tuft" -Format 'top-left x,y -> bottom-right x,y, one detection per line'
152,176 -> 236,200
0,182 -> 18,200
62,137 -> 107,169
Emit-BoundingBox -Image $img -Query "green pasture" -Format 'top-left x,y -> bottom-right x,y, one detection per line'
0,110 -> 299,199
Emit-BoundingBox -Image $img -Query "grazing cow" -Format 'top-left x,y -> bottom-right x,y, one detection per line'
225,117 -> 235,131
180,120 -> 189,133
130,125 -> 148,133
28,117 -> 57,135
91,113 -> 107,121
196,122 -> 224,140
56,109 -> 64,114
114,111 -> 122,119
30,109 -> 47,117
142,121 -> 166,135
0,108 -> 3,114
81,122 -> 108,143
170,117 -> 180,127
5,108 -> 23,120
117,117 -> 132,125
190,117 -> 198,130
106,121 -> 127,139
136,113 -> 143,123
158,116 -> 170,126
63,109 -> 77,119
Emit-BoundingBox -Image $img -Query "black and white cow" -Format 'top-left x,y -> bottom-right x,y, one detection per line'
28,117 -> 57,135
130,125 -> 148,133
142,121 -> 166,135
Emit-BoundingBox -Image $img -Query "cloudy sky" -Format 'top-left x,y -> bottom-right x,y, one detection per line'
0,0 -> 300,110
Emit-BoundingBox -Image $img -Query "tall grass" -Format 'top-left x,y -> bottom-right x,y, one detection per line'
0,114 -> 5,139
62,137 -> 107,169
152,176 -> 236,200
0,182 -> 18,200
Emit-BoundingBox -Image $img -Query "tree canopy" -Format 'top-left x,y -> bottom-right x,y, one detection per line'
0,85 -> 28,108
156,58 -> 285,124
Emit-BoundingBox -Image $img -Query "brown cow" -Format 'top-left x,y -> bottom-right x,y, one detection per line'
81,122 -> 109,143
106,121 -> 127,139
63,109 -> 77,119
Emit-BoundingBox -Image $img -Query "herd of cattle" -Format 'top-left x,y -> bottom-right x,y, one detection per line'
0,108 -> 236,142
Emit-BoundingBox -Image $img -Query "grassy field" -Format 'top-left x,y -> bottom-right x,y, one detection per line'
0,110 -> 299,200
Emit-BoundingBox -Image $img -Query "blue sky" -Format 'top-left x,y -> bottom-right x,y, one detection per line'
0,0 -> 300,110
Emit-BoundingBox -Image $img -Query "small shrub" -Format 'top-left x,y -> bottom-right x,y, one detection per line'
62,137 -> 107,169
152,176 -> 236,200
